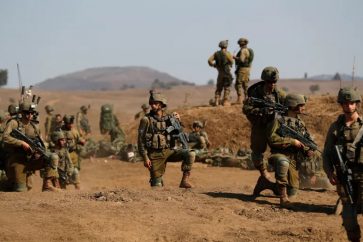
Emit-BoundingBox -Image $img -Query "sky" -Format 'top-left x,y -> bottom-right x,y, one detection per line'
0,0 -> 362,88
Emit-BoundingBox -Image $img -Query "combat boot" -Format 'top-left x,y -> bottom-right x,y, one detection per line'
179,171 -> 192,188
279,185 -> 292,208
235,95 -> 243,105
42,178 -> 61,192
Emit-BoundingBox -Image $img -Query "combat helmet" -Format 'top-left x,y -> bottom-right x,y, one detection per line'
63,114 -> 75,124
101,104 -> 113,113
45,105 -> 54,113
337,87 -> 362,104
19,100 -> 36,113
149,91 -> 167,107
51,131 -> 65,143
261,66 -> 279,82
192,120 -> 204,129
8,104 -> 18,116
238,38 -> 248,46
141,104 -> 150,110
285,94 -> 307,108
218,40 -> 228,48
80,105 -> 88,112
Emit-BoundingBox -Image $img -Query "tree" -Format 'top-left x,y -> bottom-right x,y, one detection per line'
309,84 -> 320,94
0,69 -> 8,87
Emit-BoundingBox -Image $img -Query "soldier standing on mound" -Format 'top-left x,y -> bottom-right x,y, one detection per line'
242,66 -> 286,197
138,91 -> 195,188
233,37 -> 254,103
208,40 -> 234,107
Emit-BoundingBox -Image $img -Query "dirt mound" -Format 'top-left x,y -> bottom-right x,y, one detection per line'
126,95 -> 342,152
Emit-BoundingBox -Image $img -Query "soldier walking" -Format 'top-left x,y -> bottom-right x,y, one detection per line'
323,87 -> 363,242
138,91 -> 195,188
208,40 -> 234,106
242,66 -> 286,196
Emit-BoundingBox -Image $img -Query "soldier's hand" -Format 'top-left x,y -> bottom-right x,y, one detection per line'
21,141 -> 32,152
306,150 -> 314,157
310,175 -> 317,185
293,139 -> 305,149
172,112 -> 181,121
144,159 -> 152,170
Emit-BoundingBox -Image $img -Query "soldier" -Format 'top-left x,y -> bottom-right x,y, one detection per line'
267,94 -> 314,207
44,105 -> 56,141
76,105 -> 91,138
61,114 -> 85,189
208,40 -> 234,106
100,104 -> 120,135
188,121 -> 210,162
138,91 -> 195,188
242,66 -> 286,196
54,113 -> 63,131
2,100 -> 59,192
0,110 -> 7,183
134,104 -> 150,120
233,38 -> 254,103
323,87 -> 363,241
49,131 -> 73,189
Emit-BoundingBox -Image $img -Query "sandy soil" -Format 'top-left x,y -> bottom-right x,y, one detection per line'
0,158 -> 353,242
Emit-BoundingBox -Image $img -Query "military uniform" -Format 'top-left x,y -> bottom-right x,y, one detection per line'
323,87 -> 363,241
76,105 -> 91,138
138,91 -> 195,187
62,115 -> 84,189
208,40 -> 234,106
2,101 -> 58,192
100,104 -> 120,135
0,110 -> 7,184
234,38 -> 254,103
44,105 -> 57,141
188,121 -> 210,162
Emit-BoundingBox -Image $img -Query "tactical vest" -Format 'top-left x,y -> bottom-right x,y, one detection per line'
214,50 -> 231,74
235,48 -> 254,68
145,114 -> 172,150
336,115 -> 363,166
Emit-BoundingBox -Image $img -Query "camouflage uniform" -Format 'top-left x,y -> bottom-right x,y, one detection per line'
61,115 -> 84,189
138,91 -> 195,187
323,87 -> 363,241
2,101 -> 59,192
234,38 -> 254,103
208,40 -> 234,106
267,94 -> 312,205
242,66 -> 286,196
188,121 -> 210,162
0,110 -> 7,184
49,131 -> 73,189
76,105 -> 91,138
100,104 -> 120,135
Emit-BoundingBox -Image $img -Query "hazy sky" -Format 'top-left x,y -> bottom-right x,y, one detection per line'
0,0 -> 362,88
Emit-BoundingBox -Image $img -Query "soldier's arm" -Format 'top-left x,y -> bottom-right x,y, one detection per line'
240,48 -> 249,63
75,112 -> 82,134
137,117 -> 150,162
226,51 -> 234,65
322,123 -> 338,177
267,119 -> 295,149
2,119 -> 24,147
208,53 -> 216,67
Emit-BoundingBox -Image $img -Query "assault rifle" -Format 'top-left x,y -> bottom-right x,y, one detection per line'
248,97 -> 288,115
166,116 -> 189,149
10,129 -> 50,160
334,145 -> 354,204
277,121 -> 321,153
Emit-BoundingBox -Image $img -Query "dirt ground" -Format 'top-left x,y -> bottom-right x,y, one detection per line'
0,86 -> 360,241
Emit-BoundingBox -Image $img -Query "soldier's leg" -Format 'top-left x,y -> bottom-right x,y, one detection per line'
250,126 -> 271,177
272,155 -> 292,206
214,75 -> 223,106
222,77 -> 232,106
342,202 -> 360,242
287,159 -> 299,200
69,151 -> 81,189
11,161 -> 27,192
167,149 -> 195,188
149,151 -> 168,187
234,72 -> 243,104
41,154 -> 61,192
240,68 -> 251,100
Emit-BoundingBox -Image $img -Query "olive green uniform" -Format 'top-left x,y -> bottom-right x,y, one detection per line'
76,112 -> 91,137
44,113 -> 57,141
50,146 -> 74,189
3,119 -> 57,191
242,81 -> 286,170
138,112 -> 195,186
323,114 -> 363,241
62,127 -> 83,187
267,115 -> 311,195
235,47 -> 253,98
208,49 -> 234,101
